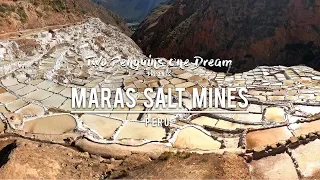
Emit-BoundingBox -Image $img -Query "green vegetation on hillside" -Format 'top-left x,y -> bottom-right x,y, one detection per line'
17,6 -> 27,23
0,4 -> 15,13
50,0 -> 66,12
0,4 -> 27,22
26,0 -> 66,12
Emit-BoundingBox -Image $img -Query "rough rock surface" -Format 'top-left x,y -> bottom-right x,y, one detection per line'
0,137 -> 110,179
124,152 -> 251,179
0,137 -> 251,179
132,0 -> 320,72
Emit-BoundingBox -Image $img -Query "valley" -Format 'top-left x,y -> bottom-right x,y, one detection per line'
132,0 -> 320,72
0,0 -> 320,179
92,0 -> 168,23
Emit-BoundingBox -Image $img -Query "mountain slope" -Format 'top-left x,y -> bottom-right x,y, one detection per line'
92,0 -> 168,23
0,0 -> 131,36
132,0 -> 320,72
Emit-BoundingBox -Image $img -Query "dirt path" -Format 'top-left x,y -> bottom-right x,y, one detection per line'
0,20 -> 86,40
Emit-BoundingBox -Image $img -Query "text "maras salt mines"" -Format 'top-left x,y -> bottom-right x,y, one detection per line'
71,87 -> 249,110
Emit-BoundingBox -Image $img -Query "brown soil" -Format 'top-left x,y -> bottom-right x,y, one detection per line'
0,136 -> 251,179
15,38 -> 41,56
305,170 -> 320,180
0,137 -> 117,179
109,152 -> 251,179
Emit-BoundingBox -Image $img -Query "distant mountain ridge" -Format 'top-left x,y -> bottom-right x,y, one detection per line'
92,0 -> 168,23
132,0 -> 320,72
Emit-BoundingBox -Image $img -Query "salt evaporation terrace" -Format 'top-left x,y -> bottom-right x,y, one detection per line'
0,18 -> 320,179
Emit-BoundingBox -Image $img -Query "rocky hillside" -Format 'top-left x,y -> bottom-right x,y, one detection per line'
132,0 -> 320,72
134,0 -> 174,32
92,0 -> 168,23
0,0 -> 131,36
